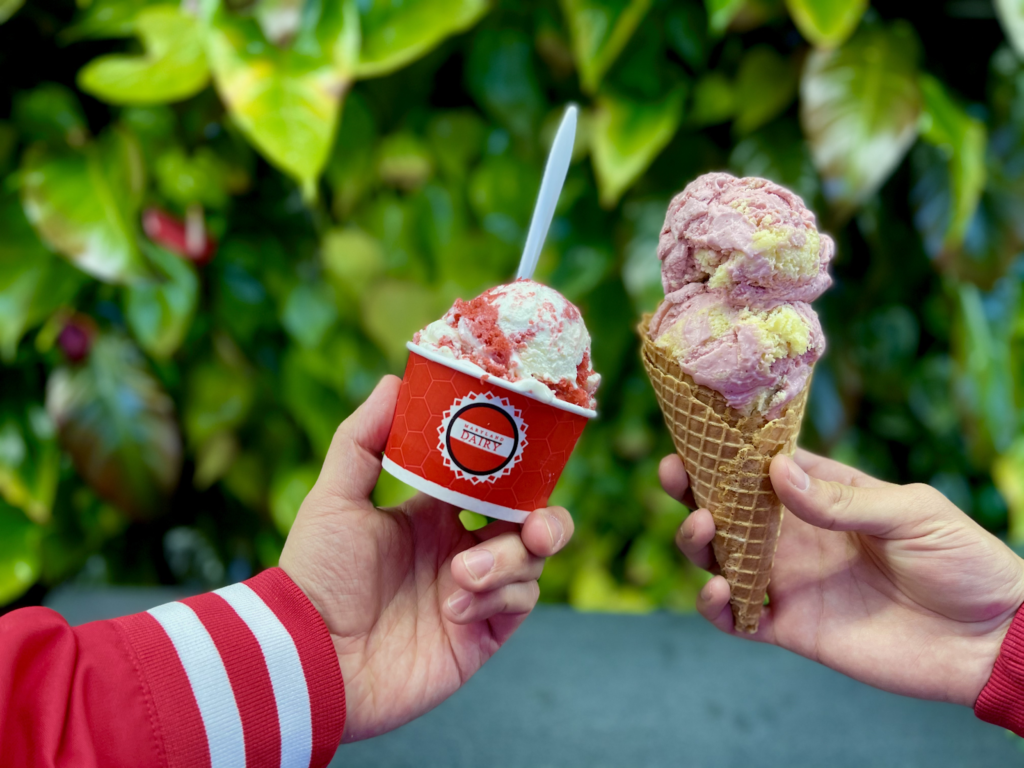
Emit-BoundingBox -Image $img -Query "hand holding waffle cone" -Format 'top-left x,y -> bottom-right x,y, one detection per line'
640,173 -> 833,632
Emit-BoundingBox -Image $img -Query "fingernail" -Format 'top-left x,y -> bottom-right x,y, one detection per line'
544,513 -> 565,549
448,590 -> 472,616
787,458 -> 810,491
462,550 -> 495,580
700,583 -> 713,602
681,517 -> 694,540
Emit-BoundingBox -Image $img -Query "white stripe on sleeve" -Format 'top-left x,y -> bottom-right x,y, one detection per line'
148,601 -> 247,768
215,582 -> 313,768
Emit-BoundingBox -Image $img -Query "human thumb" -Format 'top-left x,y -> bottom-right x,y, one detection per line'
770,454 -> 910,538
319,375 -> 402,503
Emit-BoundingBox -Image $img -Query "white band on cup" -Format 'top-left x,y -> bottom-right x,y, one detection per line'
381,456 -> 530,524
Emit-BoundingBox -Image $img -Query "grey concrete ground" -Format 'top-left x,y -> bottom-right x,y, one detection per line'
47,589 -> 1024,768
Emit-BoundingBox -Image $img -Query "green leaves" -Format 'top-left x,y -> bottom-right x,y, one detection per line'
466,28 -> 546,138
205,5 -> 351,192
20,128 -> 148,284
0,192 -> 85,361
591,86 -> 687,207
125,244 -> 199,359
270,464 -> 318,535
357,0 -> 488,78
0,502 -> 41,605
45,335 -> 182,519
995,437 -> 1024,543
0,0 -> 23,25
560,0 -> 653,93
78,5 -> 210,105
918,74 -> 987,253
801,22 -> 923,216
954,281 -> 1020,460
733,46 -> 798,135
785,0 -> 867,49
0,406 -> 60,525
995,0 -> 1024,58
704,0 -> 745,37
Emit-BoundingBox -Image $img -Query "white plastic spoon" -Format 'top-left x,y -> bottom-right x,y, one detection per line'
516,105 -> 578,280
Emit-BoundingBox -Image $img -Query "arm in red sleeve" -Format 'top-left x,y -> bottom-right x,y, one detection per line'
0,567 -> 345,768
976,602 -> 1024,735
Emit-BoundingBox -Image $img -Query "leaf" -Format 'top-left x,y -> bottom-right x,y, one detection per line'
326,92 -> 377,219
60,0 -> 159,43
269,464 -> 318,535
559,0 -> 653,93
125,244 -> 199,359
785,0 -> 866,49
918,74 -> 987,252
45,335 -> 182,519
321,227 -> 385,302
427,110 -> 486,179
734,46 -> 798,135
78,5 -> 210,105
0,192 -> 86,361
0,406 -> 61,525
205,5 -> 352,191
800,22 -> 923,217
377,132 -> 434,191
356,0 -> 488,78
466,27 -> 546,138
666,4 -> 708,71
0,0 -> 23,25
995,0 -> 1024,58
255,0 -> 305,46
467,155 -> 541,244
184,359 -> 255,448
995,437 -> 1024,544
280,281 -> 338,349
20,128 -> 148,284
690,72 -> 735,126
591,86 -> 687,208
953,281 -> 1019,460
361,279 -> 445,366
705,0 -> 745,36
729,120 -> 820,206
281,346 -> 348,456
154,146 -> 232,209
0,502 -> 41,606
12,83 -> 89,147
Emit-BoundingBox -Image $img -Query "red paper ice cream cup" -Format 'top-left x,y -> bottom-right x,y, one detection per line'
382,343 -> 595,523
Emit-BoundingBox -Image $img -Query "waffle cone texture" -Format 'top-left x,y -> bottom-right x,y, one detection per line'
639,313 -> 810,633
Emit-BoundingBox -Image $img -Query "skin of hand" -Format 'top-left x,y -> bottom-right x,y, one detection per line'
660,448 -> 1024,708
280,375 -> 573,741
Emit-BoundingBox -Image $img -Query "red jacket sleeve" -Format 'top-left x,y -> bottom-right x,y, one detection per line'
976,601 -> 1024,734
0,567 -> 345,768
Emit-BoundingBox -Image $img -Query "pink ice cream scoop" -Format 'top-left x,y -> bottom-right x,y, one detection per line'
649,173 -> 833,418
658,172 -> 833,307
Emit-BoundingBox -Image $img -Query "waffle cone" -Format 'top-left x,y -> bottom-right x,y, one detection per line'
638,313 -> 809,633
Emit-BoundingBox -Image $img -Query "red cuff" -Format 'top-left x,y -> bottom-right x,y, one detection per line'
116,567 -> 345,768
975,601 -> 1024,734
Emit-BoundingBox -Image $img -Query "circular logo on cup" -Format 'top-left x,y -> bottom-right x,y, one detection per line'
438,392 -> 528,484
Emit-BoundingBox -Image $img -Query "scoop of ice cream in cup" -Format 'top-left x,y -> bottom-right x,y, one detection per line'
381,106 -> 599,524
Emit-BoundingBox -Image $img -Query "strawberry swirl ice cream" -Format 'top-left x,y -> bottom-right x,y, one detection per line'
414,278 -> 600,410
649,173 -> 833,419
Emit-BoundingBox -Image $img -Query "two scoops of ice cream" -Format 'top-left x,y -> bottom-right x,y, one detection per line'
648,172 -> 832,421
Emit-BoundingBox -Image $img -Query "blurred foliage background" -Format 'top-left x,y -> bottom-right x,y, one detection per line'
1,0 -> 1023,613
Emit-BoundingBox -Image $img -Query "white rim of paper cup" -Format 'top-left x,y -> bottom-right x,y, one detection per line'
382,457 -> 531,524
406,342 -> 597,419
